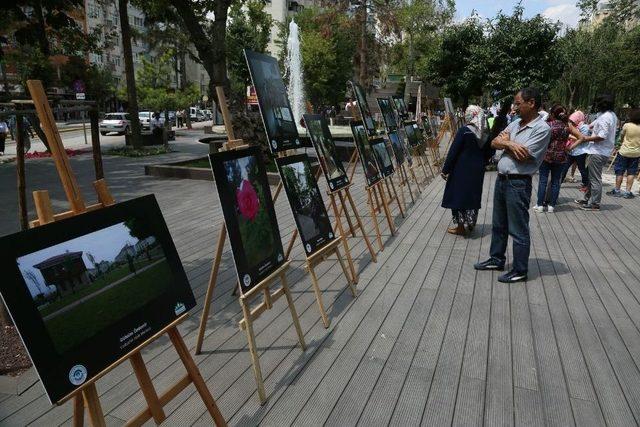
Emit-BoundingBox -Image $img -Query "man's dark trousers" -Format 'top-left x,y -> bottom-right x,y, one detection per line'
489,175 -> 532,273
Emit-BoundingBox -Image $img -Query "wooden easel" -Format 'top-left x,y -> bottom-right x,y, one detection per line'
25,79 -> 226,427
195,87 -> 306,405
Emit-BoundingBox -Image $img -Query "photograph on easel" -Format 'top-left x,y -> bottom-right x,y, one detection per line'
369,137 -> 394,177
276,154 -> 335,255
349,80 -> 377,137
0,195 -> 195,404
377,97 -> 398,131
350,122 -> 382,186
303,114 -> 349,191
403,122 -> 422,147
244,49 -> 303,152
398,128 -> 415,167
388,130 -> 406,165
392,96 -> 409,120
209,147 -> 285,292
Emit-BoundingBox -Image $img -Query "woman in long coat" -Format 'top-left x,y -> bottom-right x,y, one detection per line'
441,105 -> 493,235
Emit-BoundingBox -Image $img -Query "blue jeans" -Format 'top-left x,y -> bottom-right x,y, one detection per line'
561,153 -> 589,187
537,161 -> 564,206
489,176 -> 532,274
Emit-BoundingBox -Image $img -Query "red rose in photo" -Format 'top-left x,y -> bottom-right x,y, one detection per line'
236,179 -> 260,221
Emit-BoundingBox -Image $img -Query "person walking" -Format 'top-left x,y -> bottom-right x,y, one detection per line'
574,94 -> 618,211
533,104 -> 583,213
441,105 -> 493,235
474,88 -> 551,283
562,110 -> 590,190
0,118 -> 8,155
606,108 -> 640,198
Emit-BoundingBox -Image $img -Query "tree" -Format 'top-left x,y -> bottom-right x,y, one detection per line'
226,0 -> 272,99
60,57 -> 117,110
118,0 -> 143,148
421,16 -> 488,106
484,6 -> 562,99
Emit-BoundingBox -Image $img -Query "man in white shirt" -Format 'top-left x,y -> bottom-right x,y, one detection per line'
574,94 -> 618,211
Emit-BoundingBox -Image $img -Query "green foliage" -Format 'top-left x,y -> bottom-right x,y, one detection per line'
227,0 -> 272,98
59,57 -> 116,106
134,50 -> 200,112
7,45 -> 55,88
550,22 -> 640,109
281,8 -> 357,107
106,146 -> 173,157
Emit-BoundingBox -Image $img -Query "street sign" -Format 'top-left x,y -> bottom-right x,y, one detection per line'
76,93 -> 86,100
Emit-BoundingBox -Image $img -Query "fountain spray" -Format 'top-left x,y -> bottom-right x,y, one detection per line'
285,19 -> 306,126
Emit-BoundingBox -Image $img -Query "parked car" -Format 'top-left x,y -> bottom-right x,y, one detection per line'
189,107 -> 207,122
201,109 -> 213,120
138,111 -> 152,132
99,113 -> 130,135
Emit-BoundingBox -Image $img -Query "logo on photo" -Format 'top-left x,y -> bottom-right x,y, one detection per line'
329,232 -> 334,239
174,302 -> 186,316
305,244 -> 312,253
329,182 -> 334,189
243,274 -> 251,287
271,140 -> 278,149
68,365 -> 87,386
277,253 -> 283,262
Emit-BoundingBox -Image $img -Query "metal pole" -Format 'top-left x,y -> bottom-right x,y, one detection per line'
16,114 -> 28,231
82,111 -> 88,145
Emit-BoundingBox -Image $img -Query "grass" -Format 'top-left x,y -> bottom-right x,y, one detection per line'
106,146 -> 172,157
38,255 -> 163,317
43,260 -> 172,355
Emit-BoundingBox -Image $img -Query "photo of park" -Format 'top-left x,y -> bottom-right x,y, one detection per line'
16,221 -> 170,355
350,81 -> 376,136
370,137 -> 394,177
304,114 -> 348,189
403,123 -> 421,147
278,156 -> 333,254
377,98 -> 397,131
388,130 -> 405,165
245,50 -> 299,151
351,123 -> 381,186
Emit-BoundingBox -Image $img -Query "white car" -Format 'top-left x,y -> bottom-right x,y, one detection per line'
99,113 -> 130,135
138,111 -> 152,132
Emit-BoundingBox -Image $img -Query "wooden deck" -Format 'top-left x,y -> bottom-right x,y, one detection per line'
2,152 -> 640,426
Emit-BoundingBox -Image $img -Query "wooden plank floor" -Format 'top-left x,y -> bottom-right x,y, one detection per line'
1,151 -> 640,426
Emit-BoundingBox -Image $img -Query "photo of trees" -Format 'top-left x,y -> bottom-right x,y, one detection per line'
388,131 -> 406,165
350,81 -> 376,136
304,114 -> 349,191
370,138 -> 394,177
278,155 -> 334,254
377,98 -> 398,131
245,50 -> 300,151
351,123 -> 382,187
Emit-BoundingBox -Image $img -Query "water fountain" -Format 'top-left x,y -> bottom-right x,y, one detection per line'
285,19 -> 306,126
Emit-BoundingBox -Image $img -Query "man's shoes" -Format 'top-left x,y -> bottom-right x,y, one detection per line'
447,224 -> 465,235
622,191 -> 635,199
574,199 -> 587,205
532,205 -> 545,213
547,205 -> 555,213
580,203 -> 600,211
474,258 -> 505,271
498,270 -> 528,283
606,188 -> 622,197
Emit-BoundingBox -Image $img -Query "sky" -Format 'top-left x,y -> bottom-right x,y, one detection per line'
454,0 -> 581,28
17,222 -> 138,298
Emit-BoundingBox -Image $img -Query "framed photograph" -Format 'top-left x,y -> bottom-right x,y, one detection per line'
303,114 -> 349,192
444,97 -> 455,115
392,96 -> 408,120
209,147 -> 285,293
0,195 -> 196,404
349,80 -> 377,137
403,121 -> 422,147
276,154 -> 335,256
377,97 -> 398,131
350,121 -> 382,187
369,137 -> 394,177
388,130 -> 406,165
244,49 -> 305,153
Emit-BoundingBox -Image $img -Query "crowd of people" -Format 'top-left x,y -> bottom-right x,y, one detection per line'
440,87 -> 639,283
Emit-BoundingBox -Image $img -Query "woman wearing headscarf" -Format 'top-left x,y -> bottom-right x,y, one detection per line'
441,105 -> 494,235
561,110 -> 590,190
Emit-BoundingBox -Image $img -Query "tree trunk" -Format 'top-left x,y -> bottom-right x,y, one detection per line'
179,52 -> 192,129
33,0 -> 51,57
358,0 -> 368,86
118,0 -> 143,148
